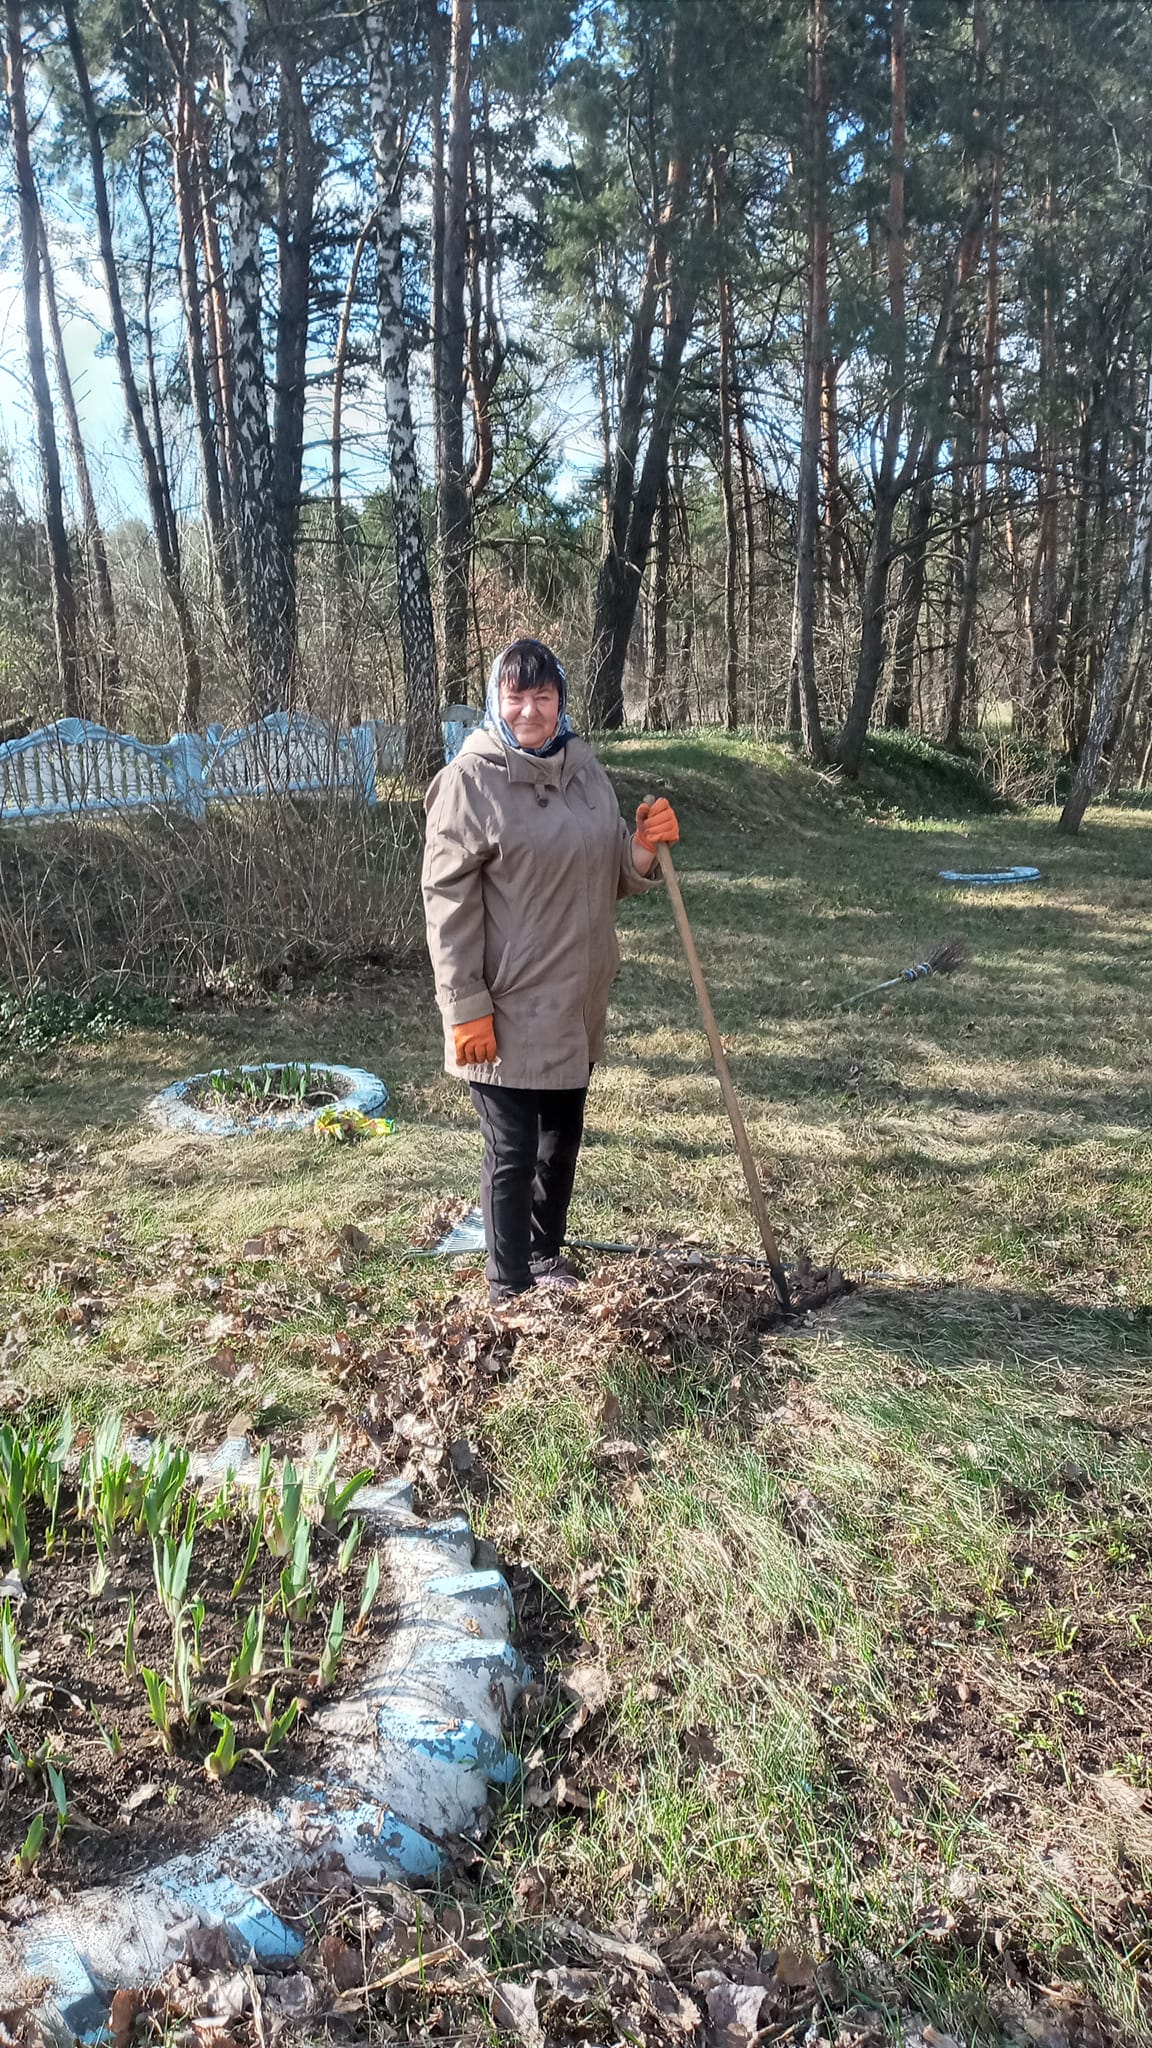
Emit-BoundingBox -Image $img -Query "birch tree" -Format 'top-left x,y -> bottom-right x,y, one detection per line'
3,0 -> 82,718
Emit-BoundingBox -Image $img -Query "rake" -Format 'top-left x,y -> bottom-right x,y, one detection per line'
842,938 -> 967,1008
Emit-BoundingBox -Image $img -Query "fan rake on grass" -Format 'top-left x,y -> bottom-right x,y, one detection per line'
842,938 -> 967,1008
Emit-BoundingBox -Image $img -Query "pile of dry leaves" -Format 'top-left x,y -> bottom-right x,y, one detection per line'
319,1249 -> 849,1509
4,1877 -> 987,2048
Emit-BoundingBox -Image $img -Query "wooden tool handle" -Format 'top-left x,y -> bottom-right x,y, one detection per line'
648,817 -> 791,1311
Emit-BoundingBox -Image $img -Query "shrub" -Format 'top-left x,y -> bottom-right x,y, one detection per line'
0,796 -> 423,1000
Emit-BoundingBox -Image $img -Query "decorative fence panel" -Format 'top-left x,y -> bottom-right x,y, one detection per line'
0,719 -> 195,823
202,713 -> 376,810
0,712 -> 423,825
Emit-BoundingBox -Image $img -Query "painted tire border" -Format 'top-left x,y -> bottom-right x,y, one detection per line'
1,1449 -> 526,2041
146,1062 -> 389,1138
937,865 -> 1041,887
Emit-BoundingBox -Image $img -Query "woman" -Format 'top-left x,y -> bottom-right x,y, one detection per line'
422,637 -> 680,1304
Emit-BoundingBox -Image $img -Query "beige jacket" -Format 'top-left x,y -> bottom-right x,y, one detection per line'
422,727 -> 657,1089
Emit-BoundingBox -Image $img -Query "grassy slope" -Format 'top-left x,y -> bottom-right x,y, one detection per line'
3,733 -> 1152,2042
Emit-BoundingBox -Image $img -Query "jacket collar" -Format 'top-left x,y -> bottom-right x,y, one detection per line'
462,726 -> 591,791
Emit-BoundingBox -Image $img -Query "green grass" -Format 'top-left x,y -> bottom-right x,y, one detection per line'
3,730 -> 1152,2042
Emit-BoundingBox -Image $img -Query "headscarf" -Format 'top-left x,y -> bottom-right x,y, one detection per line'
483,644 -> 574,759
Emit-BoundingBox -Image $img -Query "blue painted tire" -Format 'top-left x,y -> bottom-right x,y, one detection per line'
147,1061 -> 388,1137
938,865 -> 1040,887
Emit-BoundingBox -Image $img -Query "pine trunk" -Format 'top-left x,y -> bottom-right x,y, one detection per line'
821,358 -> 845,605
271,47 -> 315,609
943,122 -> 1001,749
364,7 -> 441,780
6,0 -> 82,717
790,0 -> 829,764
37,207 -> 119,721
1059,363 -> 1152,834
331,205 -> 378,714
438,0 -> 472,699
61,0 -> 201,724
715,150 -> 741,733
587,107 -> 691,729
589,261 -> 696,729
222,0 -> 295,714
838,0 -> 906,777
173,72 -> 233,601
884,459 -> 938,729
645,473 -> 671,731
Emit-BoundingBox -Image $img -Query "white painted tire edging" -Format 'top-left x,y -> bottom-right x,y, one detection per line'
1,1467 -> 526,2040
146,1063 -> 389,1138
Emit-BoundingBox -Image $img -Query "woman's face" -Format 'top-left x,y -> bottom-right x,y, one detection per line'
499,679 -> 560,750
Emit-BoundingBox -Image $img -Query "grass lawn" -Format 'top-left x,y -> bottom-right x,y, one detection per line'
2,732 -> 1152,2044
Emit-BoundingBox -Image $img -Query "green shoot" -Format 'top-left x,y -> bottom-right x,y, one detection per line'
255,1440 -> 273,1524
203,1469 -> 234,1528
189,1598 -> 207,1671
141,1667 -> 174,1755
1,1601 -> 25,1709
337,1517 -> 363,1574
355,1551 -> 382,1635
139,1444 -> 190,1541
226,1606 -> 265,1697
46,1759 -> 67,1837
171,1615 -> 200,1728
266,1460 -> 303,1559
153,1502 -> 196,1621
205,1710 -> 241,1781
17,1813 -> 45,1875
278,1516 -> 312,1622
9,1498 -> 30,1580
259,1686 -> 301,1754
89,1520 -> 112,1599
282,1619 -> 292,1671
122,1593 -> 138,1678
321,1470 -> 373,1532
90,1704 -> 122,1758
318,1598 -> 344,1688
230,1517 -> 262,1601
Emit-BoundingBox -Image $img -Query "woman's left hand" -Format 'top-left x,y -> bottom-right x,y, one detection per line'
635,797 -> 680,851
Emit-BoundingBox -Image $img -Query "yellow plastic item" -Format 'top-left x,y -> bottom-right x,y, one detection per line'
313,1105 -> 397,1143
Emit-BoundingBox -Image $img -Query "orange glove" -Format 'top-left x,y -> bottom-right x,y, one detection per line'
635,797 -> 680,852
453,1014 -> 497,1065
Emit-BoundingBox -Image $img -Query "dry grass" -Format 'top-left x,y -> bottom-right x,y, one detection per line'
2,732 -> 1152,2044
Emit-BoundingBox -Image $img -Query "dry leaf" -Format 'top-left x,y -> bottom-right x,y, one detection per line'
121,1782 -> 160,1817
775,1949 -> 816,1990
109,1988 -> 145,2048
706,1980 -> 769,2048
884,1767 -> 914,1812
492,1978 -> 543,2045
553,1774 -> 591,1811
513,1866 -> 547,1915
559,1659 -> 613,1737
319,1932 -> 365,1989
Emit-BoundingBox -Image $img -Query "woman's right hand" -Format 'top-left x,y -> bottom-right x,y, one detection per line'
453,1014 -> 497,1065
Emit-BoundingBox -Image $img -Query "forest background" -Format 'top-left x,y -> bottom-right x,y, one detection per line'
3,0 -> 1152,834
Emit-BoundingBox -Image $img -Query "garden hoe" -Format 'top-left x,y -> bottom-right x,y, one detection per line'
649,805 -> 793,1313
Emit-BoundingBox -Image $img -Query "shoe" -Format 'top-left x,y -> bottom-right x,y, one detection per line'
530,1253 -> 581,1291
489,1281 -> 531,1307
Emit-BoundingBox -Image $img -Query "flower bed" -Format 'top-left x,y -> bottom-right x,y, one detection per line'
146,1060 -> 389,1137
0,1418 -> 388,1903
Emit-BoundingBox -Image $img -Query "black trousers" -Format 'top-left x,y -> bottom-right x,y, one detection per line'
469,1080 -> 588,1291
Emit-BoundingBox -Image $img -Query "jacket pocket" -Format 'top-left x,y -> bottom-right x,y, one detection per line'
488,938 -> 515,996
